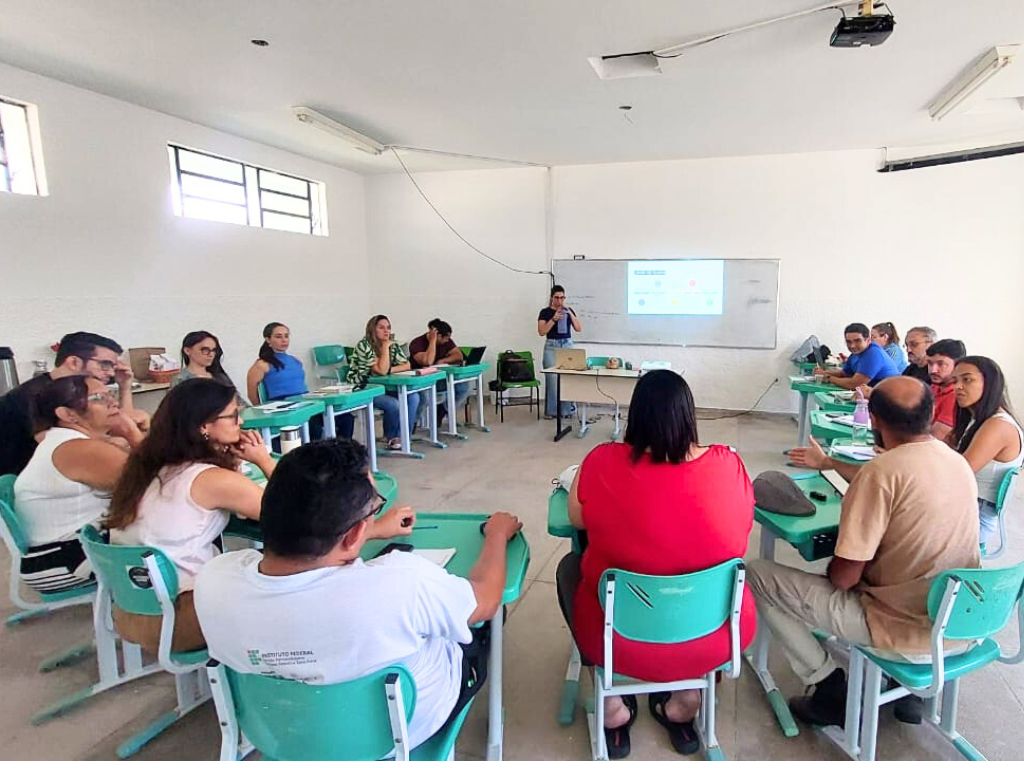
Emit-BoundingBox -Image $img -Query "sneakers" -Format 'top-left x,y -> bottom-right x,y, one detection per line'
893,693 -> 923,725
789,668 -> 847,728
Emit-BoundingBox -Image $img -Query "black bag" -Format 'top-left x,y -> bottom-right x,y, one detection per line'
498,350 -> 534,382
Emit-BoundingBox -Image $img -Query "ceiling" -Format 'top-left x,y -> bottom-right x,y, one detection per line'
1,0 -> 1023,173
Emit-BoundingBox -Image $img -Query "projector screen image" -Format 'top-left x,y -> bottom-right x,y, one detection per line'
627,260 -> 725,315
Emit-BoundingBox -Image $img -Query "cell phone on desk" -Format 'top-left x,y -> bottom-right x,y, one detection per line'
371,542 -> 413,559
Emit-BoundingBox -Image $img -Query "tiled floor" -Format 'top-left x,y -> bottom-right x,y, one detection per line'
2,405 -> 1022,760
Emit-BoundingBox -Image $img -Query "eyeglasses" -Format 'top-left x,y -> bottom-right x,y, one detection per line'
212,410 -> 242,424
196,346 -> 220,355
87,358 -> 117,372
367,490 -> 388,518
87,393 -> 119,407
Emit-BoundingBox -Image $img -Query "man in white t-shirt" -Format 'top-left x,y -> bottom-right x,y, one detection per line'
194,438 -> 522,750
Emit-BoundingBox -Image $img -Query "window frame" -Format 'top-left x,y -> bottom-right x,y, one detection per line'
167,143 -> 327,236
0,96 -> 46,197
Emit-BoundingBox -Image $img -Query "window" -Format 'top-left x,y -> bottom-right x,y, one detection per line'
0,97 -> 47,196
167,144 -> 328,236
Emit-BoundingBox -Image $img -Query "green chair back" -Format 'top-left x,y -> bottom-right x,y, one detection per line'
599,558 -> 743,644
459,346 -> 472,357
586,356 -> 609,369
257,381 -> 268,404
311,344 -> 346,366
224,664 -> 417,760
927,563 -> 1024,642
343,346 -> 355,360
79,525 -> 179,616
995,466 -> 1020,513
0,474 -> 28,555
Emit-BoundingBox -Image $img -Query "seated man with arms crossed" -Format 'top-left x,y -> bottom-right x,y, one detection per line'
409,318 -> 471,424
816,323 -> 899,390
195,438 -> 522,751
749,377 -> 979,727
0,331 -> 149,476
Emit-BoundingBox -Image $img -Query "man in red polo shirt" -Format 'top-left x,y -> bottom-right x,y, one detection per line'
926,338 -> 966,441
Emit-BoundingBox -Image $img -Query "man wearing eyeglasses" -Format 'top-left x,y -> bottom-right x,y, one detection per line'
0,331 -> 149,475
196,439 -> 523,752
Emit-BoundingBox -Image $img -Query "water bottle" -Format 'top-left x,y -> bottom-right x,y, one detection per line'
852,394 -> 870,446
279,426 -> 302,454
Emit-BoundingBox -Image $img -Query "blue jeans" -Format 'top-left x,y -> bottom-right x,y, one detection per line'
543,338 -> 574,417
416,381 -> 472,423
979,498 -> 999,544
375,391 -> 421,440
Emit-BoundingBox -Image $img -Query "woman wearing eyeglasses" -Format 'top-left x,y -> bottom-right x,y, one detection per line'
14,376 -> 144,595
175,330 -> 249,405
106,378 -> 274,653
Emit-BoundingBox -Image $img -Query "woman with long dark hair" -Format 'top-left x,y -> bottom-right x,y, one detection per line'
106,378 -> 275,652
948,356 -> 1023,543
15,376 -> 143,593
245,322 -> 353,440
175,330 -> 248,404
346,315 -> 420,451
555,369 -> 756,758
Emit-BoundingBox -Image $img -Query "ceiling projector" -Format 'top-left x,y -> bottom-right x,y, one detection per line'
829,11 -> 895,47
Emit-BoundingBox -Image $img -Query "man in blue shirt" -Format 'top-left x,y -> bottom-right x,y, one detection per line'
817,323 -> 899,390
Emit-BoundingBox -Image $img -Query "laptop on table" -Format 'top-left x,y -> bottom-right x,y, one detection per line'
555,348 -> 587,371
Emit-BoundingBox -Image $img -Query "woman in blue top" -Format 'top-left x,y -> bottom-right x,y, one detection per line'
246,322 -> 352,440
870,322 -> 908,371
537,284 -> 582,419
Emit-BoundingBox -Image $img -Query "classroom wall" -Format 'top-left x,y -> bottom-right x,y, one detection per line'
0,62 -> 369,392
367,151 -> 1024,411
365,167 -> 551,368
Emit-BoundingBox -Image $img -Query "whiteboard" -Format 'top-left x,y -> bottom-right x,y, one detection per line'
552,258 -> 779,349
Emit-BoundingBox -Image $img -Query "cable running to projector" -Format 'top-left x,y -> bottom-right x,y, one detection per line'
389,147 -> 551,277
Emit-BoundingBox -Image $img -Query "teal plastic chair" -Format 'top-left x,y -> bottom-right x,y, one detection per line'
207,661 -> 474,760
311,344 -> 349,385
588,559 -> 747,760
844,562 -> 1024,761
982,466 -> 1020,560
495,350 -> 541,423
0,474 -> 96,627
35,525 -> 212,758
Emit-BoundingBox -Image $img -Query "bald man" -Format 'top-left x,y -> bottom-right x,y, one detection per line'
748,377 -> 980,728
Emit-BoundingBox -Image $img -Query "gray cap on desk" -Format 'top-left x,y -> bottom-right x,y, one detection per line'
753,471 -> 816,517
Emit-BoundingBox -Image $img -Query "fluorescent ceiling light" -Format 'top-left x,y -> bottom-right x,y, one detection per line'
292,107 -> 385,154
928,45 -> 1020,121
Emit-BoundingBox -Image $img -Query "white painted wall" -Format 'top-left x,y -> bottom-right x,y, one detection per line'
0,62 -> 369,392
366,151 -> 1024,411
365,167 -> 551,365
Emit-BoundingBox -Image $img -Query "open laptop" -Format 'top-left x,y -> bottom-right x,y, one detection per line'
463,346 -> 486,365
555,348 -> 587,371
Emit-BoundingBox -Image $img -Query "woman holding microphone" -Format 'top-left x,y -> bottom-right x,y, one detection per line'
537,285 -> 582,419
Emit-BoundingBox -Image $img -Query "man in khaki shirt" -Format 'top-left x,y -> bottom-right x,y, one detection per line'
748,377 -> 979,728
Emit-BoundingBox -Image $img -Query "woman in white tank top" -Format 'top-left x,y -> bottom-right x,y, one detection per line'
106,378 -> 276,653
14,376 -> 144,593
950,357 -> 1024,543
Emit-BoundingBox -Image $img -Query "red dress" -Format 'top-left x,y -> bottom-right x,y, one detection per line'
574,443 -> 757,681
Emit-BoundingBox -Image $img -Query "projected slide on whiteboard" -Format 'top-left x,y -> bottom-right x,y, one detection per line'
627,260 -> 724,315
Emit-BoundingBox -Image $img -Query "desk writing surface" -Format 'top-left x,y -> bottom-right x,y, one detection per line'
447,362 -> 489,381
241,400 -> 325,428
788,376 -> 842,395
360,513 -> 530,604
369,370 -> 447,388
754,473 -> 842,547
813,391 -> 856,413
540,367 -> 640,378
809,410 -> 866,443
288,385 -> 384,408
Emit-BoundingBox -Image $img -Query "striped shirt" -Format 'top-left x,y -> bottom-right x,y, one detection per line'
346,338 -> 410,387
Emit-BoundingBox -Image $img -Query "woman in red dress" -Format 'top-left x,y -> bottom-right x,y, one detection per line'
556,369 -> 756,758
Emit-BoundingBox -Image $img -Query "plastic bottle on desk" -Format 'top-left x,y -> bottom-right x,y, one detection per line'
852,392 -> 870,446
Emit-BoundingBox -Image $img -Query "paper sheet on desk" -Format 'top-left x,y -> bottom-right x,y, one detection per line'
831,445 -> 877,462
413,548 -> 456,568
